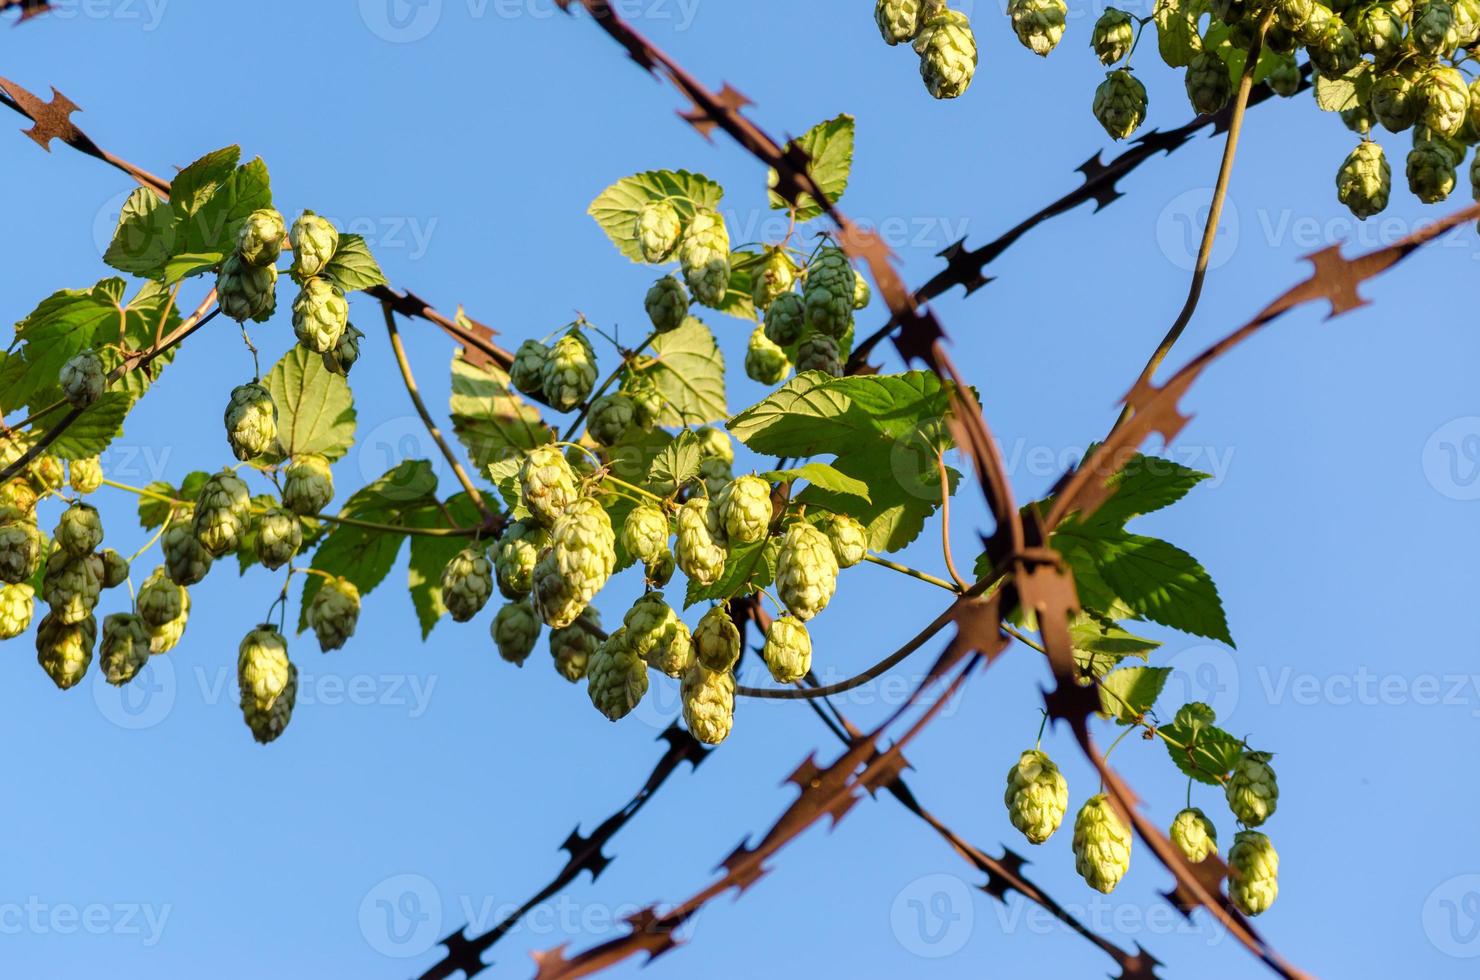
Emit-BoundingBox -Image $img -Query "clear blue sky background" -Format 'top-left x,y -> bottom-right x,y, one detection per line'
4,2 -> 1478,978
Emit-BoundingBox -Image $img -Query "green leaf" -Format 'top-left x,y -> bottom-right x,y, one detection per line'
486,457 -> 530,521
1076,451 -> 1210,528
647,430 -> 701,497
728,371 -> 951,457
163,252 -> 224,285
262,346 -> 357,464
321,233 -> 387,293
183,156 -> 273,255
407,493 -> 482,638
1161,718 -> 1244,785
1153,0 -> 1203,67
759,462 -> 870,502
587,170 -> 725,263
607,426 -> 673,494
646,317 -> 728,426
767,114 -> 855,222
103,187 -> 177,278
1313,63 -> 1373,113
6,281 -> 130,412
170,146 -> 241,218
1070,611 -> 1161,678
1098,665 -> 1171,724
50,392 -> 131,460
449,355 -> 551,475
685,536 -> 780,608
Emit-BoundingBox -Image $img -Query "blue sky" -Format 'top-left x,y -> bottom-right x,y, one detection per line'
3,2 -> 1479,978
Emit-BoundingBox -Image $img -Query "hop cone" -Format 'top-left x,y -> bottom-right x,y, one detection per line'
217,254 -> 278,323
1225,750 -> 1279,826
289,211 -> 339,281
323,322 -> 364,377
237,208 -> 286,267
510,339 -> 550,397
36,611 -> 95,689
587,627 -> 648,721
0,520 -> 43,584
495,519 -> 549,599
1372,67 -> 1421,133
1308,18 -> 1359,79
1004,750 -> 1069,844
752,248 -> 797,311
621,505 -> 670,565
915,8 -> 978,99
817,513 -> 868,568
764,291 -> 806,347
148,583 -> 190,654
532,498 -> 616,629
309,576 -> 361,652
1092,8 -> 1134,64
137,566 -> 184,628
100,549 -> 129,590
60,349 -> 105,409
1072,794 -> 1133,893
255,506 -> 303,570
682,663 -> 735,744
1336,141 -> 1391,219
0,479 -> 36,521
162,524 -> 213,586
853,274 -> 871,310
678,209 -> 731,307
1228,830 -> 1279,915
42,551 -> 103,624
699,459 -> 732,498
675,498 -> 727,587
55,502 -> 103,558
520,445 -> 579,526
803,247 -> 856,339
550,611 -> 600,682
238,624 -> 298,743
1170,807 -> 1219,863
541,330 -> 598,413
1407,138 -> 1459,203
1267,56 -> 1301,98
588,393 -> 636,447
1275,0 -> 1315,30
1355,4 -> 1404,64
716,476 -> 772,544
492,599 -> 541,666
292,277 -> 349,354
100,612 -> 150,686
695,426 -> 734,464
1185,51 -> 1233,115
442,546 -> 495,623
635,200 -> 682,263
623,592 -> 694,677
224,382 -> 278,462
776,523 -> 839,621
0,583 -> 35,639
1421,67 -> 1470,137
745,327 -> 792,386
1341,103 -> 1374,136
69,456 -> 103,495
1009,0 -> 1067,56
644,275 -> 690,334
1412,0 -> 1456,54
694,604 -> 740,672
645,549 -> 676,588
193,469 -> 251,557
621,370 -> 664,427
29,455 -> 64,495
795,334 -> 843,377
283,453 -> 335,516
875,0 -> 923,44
1094,69 -> 1148,141
763,615 -> 811,683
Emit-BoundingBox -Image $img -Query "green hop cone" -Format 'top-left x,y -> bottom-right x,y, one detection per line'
1407,137 -> 1459,203
682,663 -> 735,745
915,8 -> 978,98
238,624 -> 297,744
162,524 -> 213,586
853,273 -> 871,310
148,584 -> 189,654
283,454 -> 334,516
43,551 -> 103,624
217,254 -> 278,323
1372,67 -> 1421,132
762,615 -> 811,683
550,611 -> 600,682
541,329 -> 598,413
0,478 -> 37,520
715,476 -> 772,544
1295,1 -> 1332,42
678,209 -> 731,307
36,611 -> 95,689
1421,67 -> 1470,138
1355,4 -> 1404,64
745,327 -> 792,386
1341,104 -> 1374,136
1004,749 -> 1069,845
1336,141 -> 1391,219
645,549 -> 676,588
289,211 -> 339,281
817,513 -> 868,568
675,498 -> 728,587
69,456 -> 103,495
1308,18 -> 1359,79
224,382 -> 278,462
55,502 -> 103,558
699,458 -> 733,498
136,566 -> 183,629
696,426 -> 734,464
255,506 -> 303,570
587,393 -> 637,447
1170,806 -> 1219,863
1274,0 -> 1314,30
795,334 -> 844,377
1225,750 -> 1279,826
587,626 -> 649,721
635,200 -> 683,263
1265,23 -> 1299,55
1186,51 -> 1233,115
237,208 -> 287,267
1072,794 -> 1133,893
99,612 -> 150,686
192,469 -> 251,557
60,349 -> 105,409
492,599 -> 542,666
1094,69 -> 1149,141
510,339 -> 550,397
0,582 -> 35,639
1228,830 -> 1279,915
0,520 -> 42,584
624,591 -> 694,677
751,248 -> 798,311
495,519 -> 550,599
1412,0 -> 1456,54
1092,8 -> 1135,64
803,247 -> 856,339
292,277 -> 350,355
323,322 -> 364,376
875,0 -> 924,44
309,576 -> 361,652
644,275 -> 691,334
532,497 -> 616,629
763,292 -> 806,347
29,455 -> 63,495
694,604 -> 741,673
100,549 -> 128,590
442,546 -> 495,623
1009,0 -> 1068,56
776,522 -> 839,622
1468,77 -> 1480,133
520,445 -> 580,526
621,370 -> 664,427
621,505 -> 670,565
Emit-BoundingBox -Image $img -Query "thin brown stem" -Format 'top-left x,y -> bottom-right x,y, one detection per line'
936,450 -> 969,591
